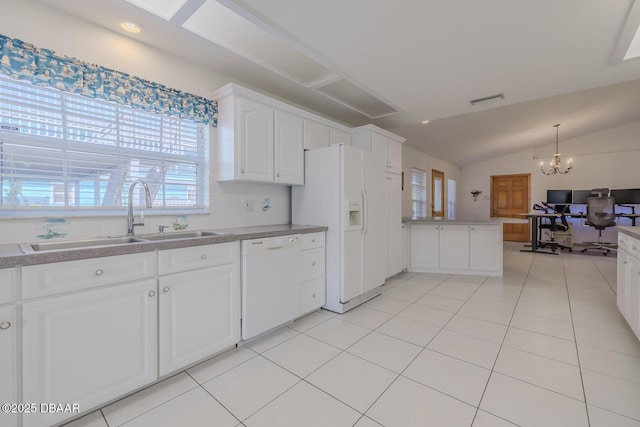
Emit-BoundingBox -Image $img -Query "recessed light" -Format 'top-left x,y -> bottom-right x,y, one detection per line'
120,21 -> 142,34
421,120 -> 430,124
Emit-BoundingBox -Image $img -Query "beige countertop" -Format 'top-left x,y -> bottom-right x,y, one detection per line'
618,226 -> 640,240
0,224 -> 327,269
403,217 -> 528,225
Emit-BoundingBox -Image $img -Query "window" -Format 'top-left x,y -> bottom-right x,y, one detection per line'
411,168 -> 427,218
0,76 -> 208,216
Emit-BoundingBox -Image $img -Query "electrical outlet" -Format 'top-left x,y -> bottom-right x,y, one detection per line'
244,199 -> 254,211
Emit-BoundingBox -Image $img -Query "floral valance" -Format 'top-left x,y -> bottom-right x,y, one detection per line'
0,34 -> 217,127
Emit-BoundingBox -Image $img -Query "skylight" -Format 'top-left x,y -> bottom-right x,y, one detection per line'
624,25 -> 640,60
125,0 -> 187,21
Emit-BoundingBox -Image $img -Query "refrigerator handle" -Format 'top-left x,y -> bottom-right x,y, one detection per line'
362,189 -> 368,236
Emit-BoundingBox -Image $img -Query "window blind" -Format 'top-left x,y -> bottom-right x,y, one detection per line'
411,168 -> 427,218
0,75 -> 208,214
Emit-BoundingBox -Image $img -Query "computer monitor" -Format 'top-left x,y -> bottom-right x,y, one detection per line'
572,190 -> 592,204
546,189 -> 572,204
611,189 -> 640,204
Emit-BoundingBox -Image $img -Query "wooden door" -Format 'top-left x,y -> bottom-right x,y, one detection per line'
491,174 -> 530,242
432,169 -> 445,217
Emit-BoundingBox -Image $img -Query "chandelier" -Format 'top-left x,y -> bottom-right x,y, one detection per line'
540,124 -> 573,175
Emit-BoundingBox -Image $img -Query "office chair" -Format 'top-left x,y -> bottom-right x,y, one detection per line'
538,203 -> 572,252
581,195 -> 617,255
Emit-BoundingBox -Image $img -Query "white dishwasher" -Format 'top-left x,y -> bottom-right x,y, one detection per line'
241,234 -> 302,340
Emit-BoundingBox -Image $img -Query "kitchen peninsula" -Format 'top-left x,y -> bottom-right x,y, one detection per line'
405,217 -> 525,276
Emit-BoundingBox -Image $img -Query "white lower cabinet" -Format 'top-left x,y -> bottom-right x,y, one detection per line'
408,223 -> 502,275
469,225 -> 503,272
0,305 -> 17,427
618,231 -> 640,340
300,232 -> 326,316
410,224 -> 440,270
22,280 -> 158,427
439,225 -> 470,270
159,263 -> 240,376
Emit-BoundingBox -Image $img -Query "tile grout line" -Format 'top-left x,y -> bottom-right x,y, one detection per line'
469,248 -> 531,427
563,252 -> 593,427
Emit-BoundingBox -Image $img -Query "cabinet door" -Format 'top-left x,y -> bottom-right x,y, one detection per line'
363,138 -> 388,291
617,250 -> 630,319
469,225 -> 502,272
410,224 -> 439,269
0,305 -> 17,427
159,264 -> 240,376
329,127 -> 351,146
629,256 -> 640,340
440,225 -> 470,270
387,173 -> 403,278
0,268 -> 16,304
387,139 -> 402,174
237,97 -> 274,182
274,110 -> 304,185
303,119 -> 330,150
22,280 -> 158,427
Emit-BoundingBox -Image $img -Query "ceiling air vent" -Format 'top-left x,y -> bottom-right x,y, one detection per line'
469,93 -> 505,106
315,79 -> 398,119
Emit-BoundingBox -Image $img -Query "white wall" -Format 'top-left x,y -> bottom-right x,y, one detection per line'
459,120 -> 640,242
401,145 -> 461,218
0,0 -> 290,244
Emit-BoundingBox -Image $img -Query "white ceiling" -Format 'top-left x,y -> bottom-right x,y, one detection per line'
37,0 -> 640,166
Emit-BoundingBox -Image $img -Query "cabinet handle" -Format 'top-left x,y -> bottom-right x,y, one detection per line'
312,262 -> 316,267
163,287 -> 170,293
312,293 -> 316,298
312,238 -> 316,243
471,227 -> 474,231
201,254 -> 207,260
633,246 -> 638,250
0,322 -> 10,330
148,291 -> 156,297
241,169 -> 245,174
277,173 -> 280,177
95,269 -> 104,276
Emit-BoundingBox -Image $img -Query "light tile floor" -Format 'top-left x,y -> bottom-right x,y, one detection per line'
64,243 -> 640,427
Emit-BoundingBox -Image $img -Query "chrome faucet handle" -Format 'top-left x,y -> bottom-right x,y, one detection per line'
158,225 -> 169,234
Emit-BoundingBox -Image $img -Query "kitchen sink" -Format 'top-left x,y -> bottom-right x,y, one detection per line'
139,230 -> 229,241
21,236 -> 146,253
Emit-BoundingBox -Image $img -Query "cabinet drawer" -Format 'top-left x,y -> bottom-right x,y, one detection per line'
301,248 -> 325,282
301,278 -> 325,315
619,233 -> 631,252
301,232 -> 325,250
22,253 -> 156,299
0,268 -> 16,305
629,236 -> 640,259
158,242 -> 239,275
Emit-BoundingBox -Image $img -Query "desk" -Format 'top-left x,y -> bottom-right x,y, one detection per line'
568,212 -> 640,226
519,212 -> 562,255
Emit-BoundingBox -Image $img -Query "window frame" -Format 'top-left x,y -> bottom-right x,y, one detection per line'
411,167 -> 427,218
0,76 -> 209,218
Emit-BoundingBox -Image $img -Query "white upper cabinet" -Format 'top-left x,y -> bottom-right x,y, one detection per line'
214,84 -> 358,185
329,127 -> 351,146
215,85 -> 303,185
303,119 -> 330,150
236,97 -> 275,183
275,110 -> 304,185
387,139 -> 402,174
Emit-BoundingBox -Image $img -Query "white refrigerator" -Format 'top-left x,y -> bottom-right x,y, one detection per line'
292,144 -> 386,313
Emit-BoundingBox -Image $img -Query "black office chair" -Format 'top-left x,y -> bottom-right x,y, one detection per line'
538,203 -> 572,252
581,195 -> 617,255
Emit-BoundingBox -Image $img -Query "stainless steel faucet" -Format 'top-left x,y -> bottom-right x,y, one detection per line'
127,179 -> 152,235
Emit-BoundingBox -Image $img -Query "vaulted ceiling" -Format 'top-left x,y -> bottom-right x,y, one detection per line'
36,0 -> 640,166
